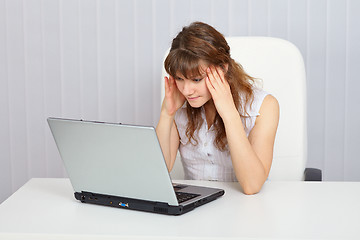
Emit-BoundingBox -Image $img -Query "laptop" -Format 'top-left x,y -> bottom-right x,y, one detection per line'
47,117 -> 224,215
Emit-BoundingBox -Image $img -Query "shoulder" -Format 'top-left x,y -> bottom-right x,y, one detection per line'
241,88 -> 270,117
256,94 -> 279,126
248,92 -> 279,142
245,87 -> 279,127
260,94 -> 279,115
252,88 -> 270,105
266,94 -> 279,106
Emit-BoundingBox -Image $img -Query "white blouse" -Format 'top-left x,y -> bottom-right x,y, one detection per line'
174,88 -> 269,182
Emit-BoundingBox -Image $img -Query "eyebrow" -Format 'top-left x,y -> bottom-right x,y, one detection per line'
192,74 -> 206,79
175,73 -> 206,80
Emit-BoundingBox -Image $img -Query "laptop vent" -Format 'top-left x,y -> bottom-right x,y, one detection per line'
154,207 -> 168,214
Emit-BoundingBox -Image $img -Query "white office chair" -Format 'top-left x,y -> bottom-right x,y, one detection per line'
161,37 -> 321,181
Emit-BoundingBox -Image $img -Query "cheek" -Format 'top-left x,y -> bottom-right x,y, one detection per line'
201,82 -> 211,96
175,81 -> 184,93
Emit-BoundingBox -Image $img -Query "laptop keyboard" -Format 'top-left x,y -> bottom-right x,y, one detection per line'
175,192 -> 200,203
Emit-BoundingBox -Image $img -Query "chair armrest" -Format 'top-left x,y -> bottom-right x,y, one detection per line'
304,168 -> 322,181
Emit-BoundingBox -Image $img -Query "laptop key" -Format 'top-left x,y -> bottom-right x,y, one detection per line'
175,192 -> 200,203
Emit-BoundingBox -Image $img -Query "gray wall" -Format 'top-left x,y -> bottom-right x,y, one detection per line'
1,0 -> 360,203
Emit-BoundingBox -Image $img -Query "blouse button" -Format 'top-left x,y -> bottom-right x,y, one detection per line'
204,143 -> 208,147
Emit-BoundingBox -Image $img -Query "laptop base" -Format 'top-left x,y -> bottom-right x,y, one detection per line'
74,189 -> 224,215
75,191 -> 189,215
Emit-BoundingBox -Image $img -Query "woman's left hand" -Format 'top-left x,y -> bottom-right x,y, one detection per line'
205,66 -> 238,120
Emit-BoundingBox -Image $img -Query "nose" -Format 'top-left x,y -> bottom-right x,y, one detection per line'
182,80 -> 195,96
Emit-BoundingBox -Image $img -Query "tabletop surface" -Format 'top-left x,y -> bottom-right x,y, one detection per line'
0,178 -> 359,240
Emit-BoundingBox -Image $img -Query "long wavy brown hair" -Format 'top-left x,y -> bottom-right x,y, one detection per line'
164,22 -> 255,151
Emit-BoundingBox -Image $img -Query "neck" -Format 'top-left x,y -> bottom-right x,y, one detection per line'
203,100 -> 216,129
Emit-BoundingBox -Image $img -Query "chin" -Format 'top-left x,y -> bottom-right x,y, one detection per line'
187,101 -> 204,108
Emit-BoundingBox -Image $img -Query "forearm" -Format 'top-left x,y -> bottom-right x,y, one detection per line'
156,109 -> 175,171
223,111 -> 267,194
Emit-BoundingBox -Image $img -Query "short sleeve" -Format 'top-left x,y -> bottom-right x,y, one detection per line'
248,88 -> 270,116
241,88 -> 270,135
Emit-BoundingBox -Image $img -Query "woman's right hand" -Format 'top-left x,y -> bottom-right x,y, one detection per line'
162,76 -> 186,117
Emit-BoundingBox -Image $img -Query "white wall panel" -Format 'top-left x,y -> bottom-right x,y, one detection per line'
229,0 -> 249,36
134,0 -> 154,125
307,0 -> 327,172
0,0 -> 12,204
24,0 -> 46,178
98,0 -> 117,122
269,0 -> 288,39
171,0 -> 191,37
344,0 -> 360,181
116,0 -> 135,124
79,0 -> 98,120
190,0 -> 212,25
153,0 -> 171,124
249,0 -> 268,36
212,0 -> 229,35
325,0 -> 347,180
60,0 -> 81,119
6,0 -> 29,192
288,1 -> 307,61
1,0 -> 360,203
42,0 -> 64,178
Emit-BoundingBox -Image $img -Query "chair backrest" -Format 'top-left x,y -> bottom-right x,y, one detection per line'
161,37 -> 307,181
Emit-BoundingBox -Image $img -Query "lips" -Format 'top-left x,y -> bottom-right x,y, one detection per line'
187,96 -> 199,100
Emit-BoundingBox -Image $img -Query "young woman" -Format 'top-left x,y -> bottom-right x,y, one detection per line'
156,22 -> 279,195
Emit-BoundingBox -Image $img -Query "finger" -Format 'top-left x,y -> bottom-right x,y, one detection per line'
169,76 -> 176,91
165,76 -> 175,96
215,66 -> 225,82
206,67 -> 220,90
170,75 -> 178,89
205,76 -> 216,96
210,66 -> 221,82
210,66 -> 229,92
211,66 -> 224,84
164,76 -> 170,93
205,75 -> 214,89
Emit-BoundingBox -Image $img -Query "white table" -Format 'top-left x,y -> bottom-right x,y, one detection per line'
0,178 -> 359,240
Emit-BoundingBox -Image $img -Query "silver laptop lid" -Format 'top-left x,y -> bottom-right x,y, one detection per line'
47,118 -> 179,206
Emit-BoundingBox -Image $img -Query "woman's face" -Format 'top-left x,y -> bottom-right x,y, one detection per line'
174,62 -> 212,108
